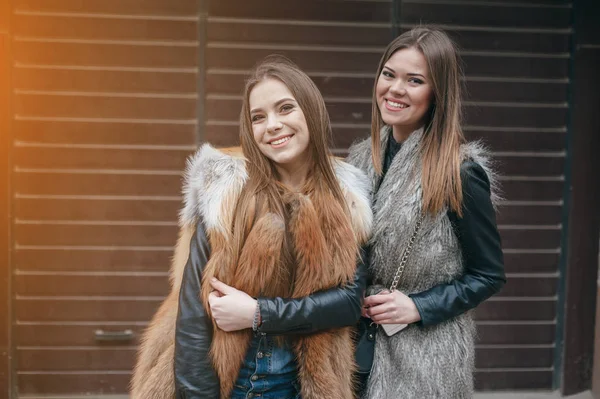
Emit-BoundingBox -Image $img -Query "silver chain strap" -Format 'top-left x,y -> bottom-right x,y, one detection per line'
388,214 -> 425,292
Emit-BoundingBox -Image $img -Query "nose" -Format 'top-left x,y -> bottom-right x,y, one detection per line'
266,113 -> 283,133
390,79 -> 407,96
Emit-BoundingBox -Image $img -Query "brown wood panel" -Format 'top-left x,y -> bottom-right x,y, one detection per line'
13,146 -> 192,171
16,298 -> 162,322
503,253 -> 559,274
474,300 -> 556,321
495,156 -> 565,177
18,372 -> 130,395
465,130 -> 566,152
14,41 -> 197,68
401,2 -> 571,29
206,47 -> 568,78
15,248 -> 173,272
13,14 -> 197,41
496,205 -> 562,225
501,181 -> 564,201
15,274 -> 169,297
15,94 -> 196,120
209,0 -> 391,22
16,324 -> 145,346
476,347 -> 554,368
465,80 -> 568,104
18,348 -> 136,371
497,276 -> 557,297
14,120 -> 196,146
14,67 -> 197,93
477,323 -> 555,345
475,370 -> 553,390
14,0 -> 198,15
15,198 -> 181,221
499,229 -> 561,250
209,21 -> 570,54
15,224 -> 179,247
15,172 -> 182,196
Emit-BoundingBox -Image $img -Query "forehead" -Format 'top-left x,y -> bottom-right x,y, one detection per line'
249,78 -> 295,110
384,47 -> 429,75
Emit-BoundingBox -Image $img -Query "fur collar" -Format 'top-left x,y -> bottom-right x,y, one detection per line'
179,144 -> 373,240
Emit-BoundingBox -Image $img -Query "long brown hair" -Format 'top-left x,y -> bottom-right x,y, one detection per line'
232,55 -> 350,284
371,26 -> 465,216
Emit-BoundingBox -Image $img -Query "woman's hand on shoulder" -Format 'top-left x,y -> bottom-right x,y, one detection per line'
208,278 -> 257,332
363,290 -> 421,325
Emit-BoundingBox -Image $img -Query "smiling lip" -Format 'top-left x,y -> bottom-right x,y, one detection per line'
384,98 -> 409,112
269,134 -> 293,148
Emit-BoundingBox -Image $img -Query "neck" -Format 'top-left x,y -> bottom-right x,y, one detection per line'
275,161 -> 310,191
392,123 -> 424,143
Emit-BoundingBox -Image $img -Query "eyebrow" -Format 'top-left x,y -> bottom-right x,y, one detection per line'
383,66 -> 426,79
250,97 -> 296,114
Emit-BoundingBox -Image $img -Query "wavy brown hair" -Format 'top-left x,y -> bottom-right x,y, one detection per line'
371,26 -> 466,216
231,55 -> 351,291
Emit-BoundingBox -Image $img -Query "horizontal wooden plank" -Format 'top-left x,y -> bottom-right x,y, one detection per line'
14,67 -> 197,93
14,0 -> 199,16
14,120 -> 196,146
18,372 -> 130,395
15,94 -> 196,120
474,299 -> 556,321
207,21 -> 569,54
477,323 -> 555,345
206,98 -> 568,129
15,198 -> 181,221
16,274 -> 169,297
501,180 -> 563,201
503,252 -> 559,274
16,324 -> 145,346
495,156 -> 565,177
15,224 -> 178,246
465,130 -> 566,152
475,370 -> 552,390
401,2 -> 571,29
18,348 -> 136,371
15,248 -> 173,272
498,229 -> 560,250
14,147 -> 192,171
496,204 -> 562,225
14,42 -> 197,68
15,172 -> 182,196
476,347 -> 553,368
209,0 -> 391,22
206,48 -> 568,78
497,276 -> 557,297
16,298 -> 162,322
14,14 -> 197,41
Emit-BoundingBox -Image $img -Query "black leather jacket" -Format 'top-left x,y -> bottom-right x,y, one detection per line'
174,220 -> 369,398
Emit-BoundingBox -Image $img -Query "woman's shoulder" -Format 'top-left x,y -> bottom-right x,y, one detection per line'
179,144 -> 248,229
346,136 -> 372,166
459,141 -> 502,207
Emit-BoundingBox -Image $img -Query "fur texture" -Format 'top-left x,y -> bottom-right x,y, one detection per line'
131,144 -> 372,399
347,127 -> 500,399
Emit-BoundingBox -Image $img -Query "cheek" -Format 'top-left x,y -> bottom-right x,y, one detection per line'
252,124 -> 264,144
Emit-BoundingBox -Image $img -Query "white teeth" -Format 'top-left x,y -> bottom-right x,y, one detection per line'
271,136 -> 291,145
387,100 -> 407,109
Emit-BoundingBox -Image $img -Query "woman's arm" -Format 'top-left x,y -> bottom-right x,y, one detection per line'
408,161 -> 506,326
174,220 -> 220,398
209,247 -> 370,335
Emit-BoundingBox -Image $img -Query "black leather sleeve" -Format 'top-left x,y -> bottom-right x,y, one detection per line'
174,220 -> 220,399
408,161 -> 506,327
256,247 -> 369,335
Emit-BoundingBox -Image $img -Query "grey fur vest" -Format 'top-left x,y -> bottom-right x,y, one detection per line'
347,127 -> 500,399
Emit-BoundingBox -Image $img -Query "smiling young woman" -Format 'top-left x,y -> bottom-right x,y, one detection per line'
347,26 -> 506,398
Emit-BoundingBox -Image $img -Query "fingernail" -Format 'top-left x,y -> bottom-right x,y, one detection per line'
211,277 -> 217,282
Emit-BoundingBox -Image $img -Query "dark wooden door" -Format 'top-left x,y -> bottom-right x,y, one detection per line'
10,0 -> 199,395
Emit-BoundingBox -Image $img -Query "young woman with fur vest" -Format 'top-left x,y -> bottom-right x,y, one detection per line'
344,26 -> 506,398
130,56 -> 373,399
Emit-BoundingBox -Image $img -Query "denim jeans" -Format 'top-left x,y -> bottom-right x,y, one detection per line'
230,333 -> 301,399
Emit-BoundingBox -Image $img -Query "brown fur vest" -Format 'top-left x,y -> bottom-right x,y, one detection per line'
131,145 -> 373,399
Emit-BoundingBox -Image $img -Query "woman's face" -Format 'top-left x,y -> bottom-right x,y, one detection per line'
249,78 -> 310,171
376,47 -> 435,138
